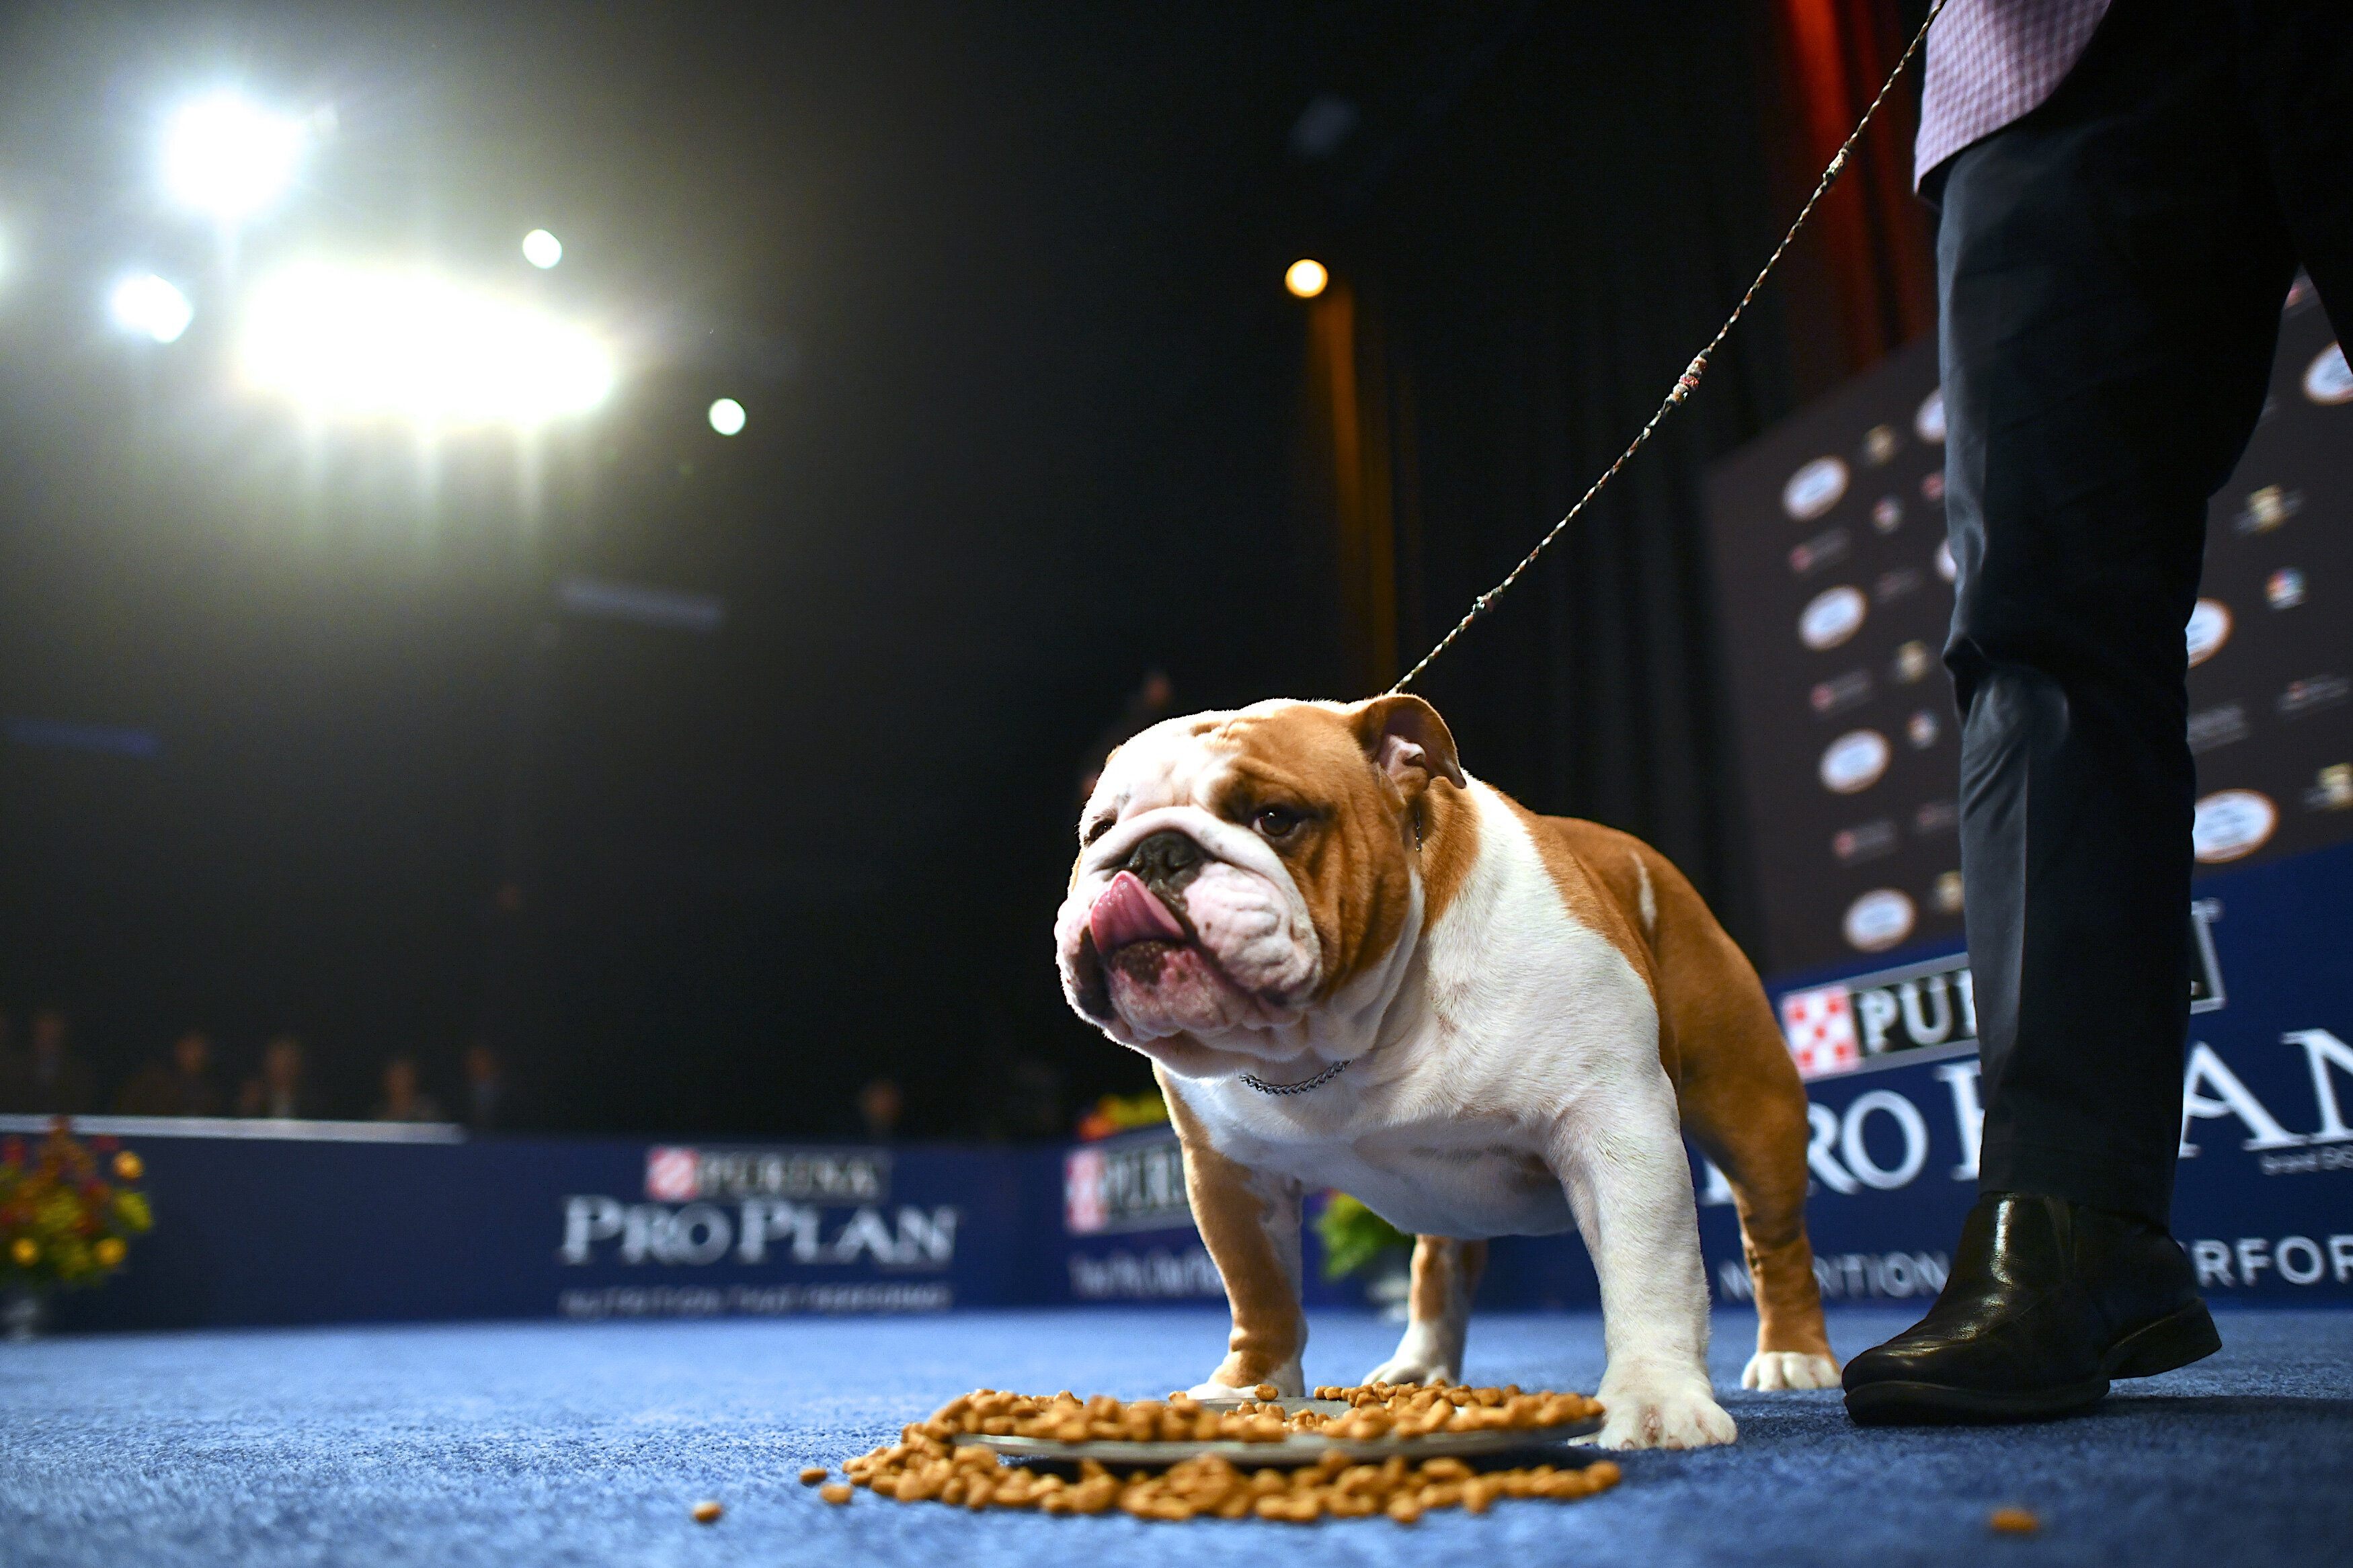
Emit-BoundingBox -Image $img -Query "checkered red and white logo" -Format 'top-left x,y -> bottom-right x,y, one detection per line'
643,1146 -> 701,1202
1779,985 -> 1861,1079
1063,1147 -> 1108,1235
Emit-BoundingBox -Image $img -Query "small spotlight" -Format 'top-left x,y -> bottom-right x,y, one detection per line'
163,93 -> 306,222
110,274 -> 194,343
522,229 -> 563,270
241,262 -> 614,426
1285,258 -> 1329,299
707,397 -> 746,436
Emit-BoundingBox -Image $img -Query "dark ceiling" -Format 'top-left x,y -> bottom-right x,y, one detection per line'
0,3 -> 1874,1135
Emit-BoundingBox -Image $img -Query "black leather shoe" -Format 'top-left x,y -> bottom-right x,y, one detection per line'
1842,1191 -> 2221,1425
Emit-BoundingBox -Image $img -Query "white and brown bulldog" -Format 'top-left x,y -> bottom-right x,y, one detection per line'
1055,695 -> 1836,1450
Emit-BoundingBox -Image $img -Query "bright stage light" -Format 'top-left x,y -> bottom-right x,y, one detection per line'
163,93 -> 306,221
522,229 -> 563,269
707,397 -> 746,436
110,273 -> 194,343
1285,258 -> 1329,299
240,263 -> 615,425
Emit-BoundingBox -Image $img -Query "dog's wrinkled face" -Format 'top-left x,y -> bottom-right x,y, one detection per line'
1054,696 -> 1462,1061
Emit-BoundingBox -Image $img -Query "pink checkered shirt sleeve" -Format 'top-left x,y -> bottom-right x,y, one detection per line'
1915,0 -> 2114,186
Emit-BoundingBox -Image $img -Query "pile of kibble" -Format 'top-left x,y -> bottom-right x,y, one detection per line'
1308,1382 -> 1602,1440
814,1383 -> 1619,1523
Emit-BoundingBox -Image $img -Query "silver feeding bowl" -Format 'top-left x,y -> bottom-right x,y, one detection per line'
949,1397 -> 1605,1468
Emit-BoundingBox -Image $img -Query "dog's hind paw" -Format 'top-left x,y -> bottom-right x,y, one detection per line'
1363,1322 -> 1463,1389
1185,1357 -> 1304,1403
1741,1351 -> 1840,1391
1363,1352 -> 1458,1388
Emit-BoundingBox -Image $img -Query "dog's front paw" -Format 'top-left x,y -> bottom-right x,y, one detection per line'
1595,1376 -> 1737,1450
1741,1351 -> 1839,1391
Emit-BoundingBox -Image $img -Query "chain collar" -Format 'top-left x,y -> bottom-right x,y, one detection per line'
1240,1057 -> 1351,1096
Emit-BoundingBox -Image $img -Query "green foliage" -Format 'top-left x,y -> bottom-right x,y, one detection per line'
0,1122 -> 154,1288
1314,1192 -> 1408,1281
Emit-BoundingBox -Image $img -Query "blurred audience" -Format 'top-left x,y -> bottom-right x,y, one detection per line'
238,1034 -> 324,1120
458,1041 -> 527,1132
856,1075 -> 904,1142
996,1057 -> 1068,1141
117,1030 -> 226,1118
370,1055 -> 446,1123
0,1007 -> 1084,1140
0,1007 -> 97,1115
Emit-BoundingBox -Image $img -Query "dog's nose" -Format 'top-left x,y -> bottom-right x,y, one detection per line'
1126,829 -> 1205,891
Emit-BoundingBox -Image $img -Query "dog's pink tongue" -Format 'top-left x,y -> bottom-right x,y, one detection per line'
1088,870 -> 1186,954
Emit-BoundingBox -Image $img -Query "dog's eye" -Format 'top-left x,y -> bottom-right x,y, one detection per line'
1253,805 -> 1302,840
1082,817 -> 1113,847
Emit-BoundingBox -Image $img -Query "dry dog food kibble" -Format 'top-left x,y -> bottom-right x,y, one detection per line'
836,1385 -> 1619,1523
1989,1507 -> 2040,1534
690,1500 -> 723,1524
820,1483 -> 855,1505
799,1467 -> 830,1485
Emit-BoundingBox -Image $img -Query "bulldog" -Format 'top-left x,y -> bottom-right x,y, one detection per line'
1055,695 -> 1837,1450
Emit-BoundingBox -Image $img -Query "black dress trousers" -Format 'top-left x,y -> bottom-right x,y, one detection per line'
1934,0 -> 2352,1224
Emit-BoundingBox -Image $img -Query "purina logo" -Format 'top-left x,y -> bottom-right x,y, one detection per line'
1780,903 -> 2227,1081
564,1145 -> 945,1272
644,1148 -> 697,1201
1064,1127 -> 1193,1237
642,1145 -> 889,1204
1780,952 -> 1969,1082
1780,986 -> 1863,1078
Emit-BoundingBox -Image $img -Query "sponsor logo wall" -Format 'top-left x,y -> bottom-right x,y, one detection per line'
1703,283 -> 2352,974
1708,841 -> 2353,1307
1060,1127 -> 1371,1307
40,824 -> 2351,1337
42,1136 -> 1068,1331
52,817 -> 2349,1331
1051,846 -> 2353,1315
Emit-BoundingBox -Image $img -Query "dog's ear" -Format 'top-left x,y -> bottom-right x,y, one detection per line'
1350,694 -> 1465,802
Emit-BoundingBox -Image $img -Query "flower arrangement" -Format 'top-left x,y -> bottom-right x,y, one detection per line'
0,1120 -> 153,1288
1074,1089 -> 1170,1142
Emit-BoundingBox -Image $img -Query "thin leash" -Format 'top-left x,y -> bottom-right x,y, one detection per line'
1388,0 -> 1951,696
1246,5 -> 1950,1098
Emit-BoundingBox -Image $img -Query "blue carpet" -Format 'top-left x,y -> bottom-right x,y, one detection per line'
2,1306 -> 2348,1566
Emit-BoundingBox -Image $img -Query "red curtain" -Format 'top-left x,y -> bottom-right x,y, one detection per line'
1774,0 -> 1938,376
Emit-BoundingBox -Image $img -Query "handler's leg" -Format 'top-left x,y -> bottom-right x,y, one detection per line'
1845,0 -> 2312,1425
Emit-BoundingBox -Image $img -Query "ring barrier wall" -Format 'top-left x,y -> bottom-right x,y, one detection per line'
22,838 -> 2348,1333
